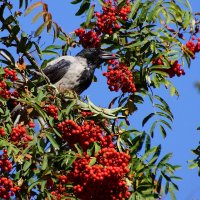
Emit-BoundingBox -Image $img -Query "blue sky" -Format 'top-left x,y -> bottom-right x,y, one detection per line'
6,0 -> 200,199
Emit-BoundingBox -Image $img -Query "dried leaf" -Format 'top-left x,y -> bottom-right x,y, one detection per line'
24,2 -> 43,16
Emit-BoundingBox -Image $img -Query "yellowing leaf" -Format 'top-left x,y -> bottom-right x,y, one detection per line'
24,2 -> 43,16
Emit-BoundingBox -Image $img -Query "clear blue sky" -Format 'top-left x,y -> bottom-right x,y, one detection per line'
11,1 -> 200,199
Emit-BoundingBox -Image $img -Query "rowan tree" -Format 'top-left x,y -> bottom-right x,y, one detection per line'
0,0 -> 200,199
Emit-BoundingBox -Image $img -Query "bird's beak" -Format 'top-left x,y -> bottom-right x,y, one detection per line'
100,51 -> 119,60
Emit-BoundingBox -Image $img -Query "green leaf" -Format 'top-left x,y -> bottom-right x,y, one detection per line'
85,5 -> 94,27
62,100 -> 76,115
19,0 -> 23,8
149,121 -> 157,137
149,144 -> 161,165
71,0 -> 83,4
183,11 -> 191,29
188,162 -> 198,169
94,142 -> 101,155
41,154 -> 48,170
87,143 -> 95,156
169,186 -> 177,200
129,0 -> 141,19
23,160 -> 32,171
46,132 -> 60,150
147,0 -> 164,22
32,42 -> 43,60
89,157 -> 96,166
98,0 -> 105,6
170,85 -> 176,96
142,113 -> 155,127
157,111 -> 173,122
42,50 -> 60,56
74,143 -> 83,155
28,181 -> 40,192
32,11 -> 46,23
36,89 -> 46,102
44,45 -> 62,50
158,153 -> 173,167
141,146 -> 157,162
34,21 -> 50,37
64,154 -> 76,169
75,0 -> 90,16
130,132 -> 146,154
0,49 -> 15,64
159,125 -> 167,138
40,180 -> 46,192
145,134 -> 151,152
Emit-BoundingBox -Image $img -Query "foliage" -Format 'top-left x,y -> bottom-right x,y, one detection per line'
0,0 -> 199,199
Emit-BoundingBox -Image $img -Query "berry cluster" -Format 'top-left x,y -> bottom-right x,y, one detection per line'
68,148 -> 131,200
0,128 -> 6,137
0,81 -> 11,99
168,60 -> 185,77
4,68 -> 18,82
0,177 -> 20,199
185,37 -> 200,59
75,0 -> 130,48
103,61 -> 136,93
10,124 -> 33,143
95,0 -> 130,34
57,120 -> 114,151
152,58 -> 185,78
46,176 -> 69,200
0,150 -> 12,172
44,105 -> 59,120
75,29 -> 101,48
28,121 -> 35,128
81,111 -> 94,117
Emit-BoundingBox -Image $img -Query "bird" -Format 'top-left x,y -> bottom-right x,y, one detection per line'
31,48 -> 118,94
9,48 -> 118,125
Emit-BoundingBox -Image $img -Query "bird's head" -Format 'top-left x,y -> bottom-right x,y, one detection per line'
76,48 -> 118,67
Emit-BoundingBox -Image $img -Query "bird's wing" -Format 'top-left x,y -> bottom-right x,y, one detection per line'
43,59 -> 71,84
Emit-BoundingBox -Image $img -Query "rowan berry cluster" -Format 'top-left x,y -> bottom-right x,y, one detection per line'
185,37 -> 200,59
57,120 -> 114,150
152,58 -> 185,78
81,110 -> 94,117
0,128 -> 6,137
0,81 -> 11,99
10,124 -> 33,143
0,150 -> 12,172
168,60 -> 185,77
75,28 -> 101,48
3,68 -> 18,82
95,0 -> 130,34
44,105 -> 59,120
0,177 -> 20,199
46,176 -> 70,200
75,0 -> 130,48
68,148 -> 131,200
28,120 -> 35,128
103,61 -> 136,93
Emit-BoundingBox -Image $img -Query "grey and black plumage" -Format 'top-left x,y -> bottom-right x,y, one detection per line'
9,48 -> 118,124
32,48 -> 118,94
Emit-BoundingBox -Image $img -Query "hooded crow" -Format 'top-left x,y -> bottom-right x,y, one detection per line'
32,48 -> 118,94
